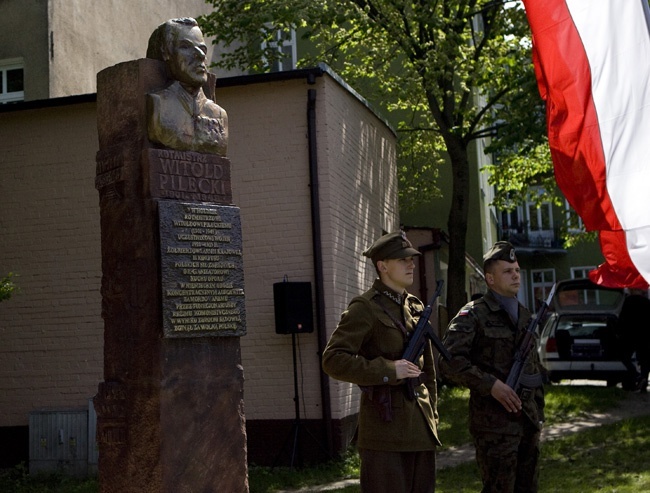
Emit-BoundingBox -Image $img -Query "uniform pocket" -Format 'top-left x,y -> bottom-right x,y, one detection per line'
481,325 -> 514,370
483,325 -> 511,339
377,313 -> 406,354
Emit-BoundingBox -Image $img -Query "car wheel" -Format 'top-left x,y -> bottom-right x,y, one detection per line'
621,377 -> 637,391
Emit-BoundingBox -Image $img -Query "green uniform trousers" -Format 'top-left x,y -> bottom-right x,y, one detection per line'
473,418 -> 541,493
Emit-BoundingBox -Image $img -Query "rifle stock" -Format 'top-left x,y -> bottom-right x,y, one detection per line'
505,283 -> 556,393
402,280 -> 451,400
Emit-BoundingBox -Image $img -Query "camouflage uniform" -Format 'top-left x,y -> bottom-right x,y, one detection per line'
439,290 -> 545,493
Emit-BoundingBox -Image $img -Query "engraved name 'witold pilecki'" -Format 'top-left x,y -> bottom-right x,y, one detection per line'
146,17 -> 228,156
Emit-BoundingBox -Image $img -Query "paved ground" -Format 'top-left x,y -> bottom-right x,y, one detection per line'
276,381 -> 650,492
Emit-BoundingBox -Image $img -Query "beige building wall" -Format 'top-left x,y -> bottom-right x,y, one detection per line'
218,78 -> 321,421
313,79 -> 401,422
0,0 -> 49,100
0,0 -> 226,101
0,101 -> 103,424
0,68 -> 398,449
216,72 -> 400,422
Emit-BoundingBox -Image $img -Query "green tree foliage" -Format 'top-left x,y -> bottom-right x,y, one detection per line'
199,0 -> 545,315
0,273 -> 17,302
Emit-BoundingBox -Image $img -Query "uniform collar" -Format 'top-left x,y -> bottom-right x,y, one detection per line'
373,279 -> 405,306
486,289 -> 519,324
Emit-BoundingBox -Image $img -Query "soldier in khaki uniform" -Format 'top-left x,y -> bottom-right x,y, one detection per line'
439,241 -> 545,493
322,231 -> 441,493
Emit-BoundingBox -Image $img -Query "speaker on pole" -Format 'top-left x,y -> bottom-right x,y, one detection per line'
273,281 -> 314,334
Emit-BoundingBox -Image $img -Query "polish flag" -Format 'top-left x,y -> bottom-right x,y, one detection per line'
522,0 -> 650,288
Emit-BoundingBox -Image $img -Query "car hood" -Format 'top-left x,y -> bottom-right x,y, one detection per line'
551,278 -> 625,316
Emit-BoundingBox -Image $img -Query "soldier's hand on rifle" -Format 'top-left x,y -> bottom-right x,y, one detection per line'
491,379 -> 522,413
394,359 -> 422,380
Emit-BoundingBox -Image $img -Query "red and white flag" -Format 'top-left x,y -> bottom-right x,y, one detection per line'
523,0 -> 650,288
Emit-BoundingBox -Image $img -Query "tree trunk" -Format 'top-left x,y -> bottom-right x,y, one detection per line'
445,136 -> 471,320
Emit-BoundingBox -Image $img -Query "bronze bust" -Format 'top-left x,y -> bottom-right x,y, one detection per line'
146,18 -> 228,156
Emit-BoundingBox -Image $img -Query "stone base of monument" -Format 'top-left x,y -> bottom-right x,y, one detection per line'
94,58 -> 248,492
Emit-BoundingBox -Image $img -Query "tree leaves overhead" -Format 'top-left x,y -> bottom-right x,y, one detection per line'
200,1 -> 535,140
199,0 -> 549,315
199,0 -> 543,200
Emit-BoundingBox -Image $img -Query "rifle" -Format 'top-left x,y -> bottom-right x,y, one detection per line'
505,283 -> 556,396
402,280 -> 452,400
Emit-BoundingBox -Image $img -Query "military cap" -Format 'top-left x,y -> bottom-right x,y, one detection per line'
483,241 -> 517,270
363,231 -> 421,263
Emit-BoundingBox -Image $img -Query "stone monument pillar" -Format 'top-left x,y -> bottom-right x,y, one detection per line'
93,18 -> 248,492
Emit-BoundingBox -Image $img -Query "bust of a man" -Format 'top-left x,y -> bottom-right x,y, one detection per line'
146,17 -> 228,156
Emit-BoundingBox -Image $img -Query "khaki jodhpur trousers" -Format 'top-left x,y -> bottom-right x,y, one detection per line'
359,448 -> 436,493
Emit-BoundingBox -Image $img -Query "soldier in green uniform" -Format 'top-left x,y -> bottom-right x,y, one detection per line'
322,231 -> 441,493
439,241 -> 545,493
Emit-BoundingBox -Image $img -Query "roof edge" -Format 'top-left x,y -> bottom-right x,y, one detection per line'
0,63 -> 395,135
0,93 -> 97,114
216,63 -> 396,136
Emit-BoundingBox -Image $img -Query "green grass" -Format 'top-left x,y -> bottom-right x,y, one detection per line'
0,463 -> 98,493
436,415 -> 650,492
249,383 -> 632,492
542,382 -> 628,425
436,382 -> 627,450
247,450 -> 359,493
0,383 -> 638,493
435,385 -> 472,449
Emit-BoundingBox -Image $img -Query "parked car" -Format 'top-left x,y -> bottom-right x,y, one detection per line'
537,278 -> 636,388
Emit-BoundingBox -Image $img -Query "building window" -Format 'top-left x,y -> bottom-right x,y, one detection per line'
526,188 -> 554,247
0,59 -> 24,103
571,266 -> 595,279
565,199 -> 585,233
500,206 -> 526,244
262,28 -> 297,72
570,266 -> 610,304
531,268 -> 555,309
500,187 -> 556,248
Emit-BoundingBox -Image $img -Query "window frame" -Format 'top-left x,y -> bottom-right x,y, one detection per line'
0,58 -> 25,103
261,28 -> 297,72
531,268 -> 556,309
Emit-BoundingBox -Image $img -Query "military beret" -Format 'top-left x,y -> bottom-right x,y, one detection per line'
363,231 -> 421,263
483,241 -> 517,269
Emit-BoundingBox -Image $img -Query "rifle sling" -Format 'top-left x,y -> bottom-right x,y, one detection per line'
372,292 -> 428,401
518,372 -> 543,388
373,291 -> 408,337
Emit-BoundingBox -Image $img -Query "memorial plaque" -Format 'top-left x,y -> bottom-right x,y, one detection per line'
146,148 -> 232,203
159,201 -> 245,337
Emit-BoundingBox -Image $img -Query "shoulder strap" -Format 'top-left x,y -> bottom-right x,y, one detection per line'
372,291 -> 408,336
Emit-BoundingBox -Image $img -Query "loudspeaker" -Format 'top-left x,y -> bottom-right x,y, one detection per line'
273,282 -> 314,334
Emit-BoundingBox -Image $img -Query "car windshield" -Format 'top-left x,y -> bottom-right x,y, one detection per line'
554,285 -> 624,313
556,316 -> 613,338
